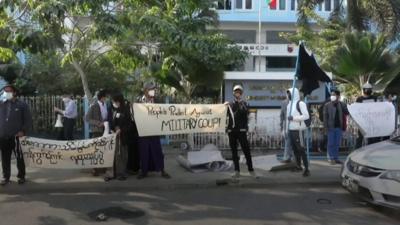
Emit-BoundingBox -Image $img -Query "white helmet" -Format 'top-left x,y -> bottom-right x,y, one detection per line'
233,84 -> 244,92
362,83 -> 373,89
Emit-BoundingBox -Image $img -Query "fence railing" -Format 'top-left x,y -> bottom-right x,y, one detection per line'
20,96 -> 86,136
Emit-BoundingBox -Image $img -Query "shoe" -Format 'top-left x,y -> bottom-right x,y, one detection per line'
291,166 -> 303,172
249,171 -> 260,179
303,170 -> 310,177
329,160 -> 336,165
161,172 -> 171,179
0,179 -> 10,186
17,178 -> 26,185
334,160 -> 343,164
137,174 -> 147,180
117,176 -> 127,181
231,171 -> 240,179
104,176 -> 113,182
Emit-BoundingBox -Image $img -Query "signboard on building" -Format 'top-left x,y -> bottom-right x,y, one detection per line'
224,79 -> 326,108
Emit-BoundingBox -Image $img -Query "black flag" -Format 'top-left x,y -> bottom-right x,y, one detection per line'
295,44 -> 331,96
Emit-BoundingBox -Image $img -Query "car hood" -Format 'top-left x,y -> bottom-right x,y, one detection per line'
350,141 -> 400,170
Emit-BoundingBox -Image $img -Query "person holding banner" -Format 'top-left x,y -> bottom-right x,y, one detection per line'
104,93 -> 132,181
85,89 -> 111,176
286,88 -> 310,177
0,85 -> 32,185
137,82 -> 170,179
323,90 -> 349,165
226,84 -> 257,179
355,83 -> 379,148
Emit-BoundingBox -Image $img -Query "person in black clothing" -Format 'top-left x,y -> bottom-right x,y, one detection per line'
0,85 -> 32,185
104,93 -> 133,181
355,83 -> 379,148
226,84 -> 257,179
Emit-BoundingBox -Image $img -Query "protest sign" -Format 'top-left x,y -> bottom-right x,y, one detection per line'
348,102 -> 396,138
20,134 -> 116,169
133,104 -> 227,136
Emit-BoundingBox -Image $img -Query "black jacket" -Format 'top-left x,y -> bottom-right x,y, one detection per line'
0,99 -> 32,139
111,101 -> 138,145
227,100 -> 249,132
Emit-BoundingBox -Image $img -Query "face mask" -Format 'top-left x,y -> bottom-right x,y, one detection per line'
112,103 -> 119,108
3,92 -> 13,100
364,89 -> 372,95
148,90 -> 155,97
330,96 -> 337,102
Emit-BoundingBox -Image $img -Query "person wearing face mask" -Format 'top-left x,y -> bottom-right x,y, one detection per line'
323,90 -> 349,165
54,94 -> 78,140
0,85 -> 32,185
225,84 -> 257,179
137,82 -> 170,179
85,89 -> 111,176
355,83 -> 379,148
104,93 -> 133,181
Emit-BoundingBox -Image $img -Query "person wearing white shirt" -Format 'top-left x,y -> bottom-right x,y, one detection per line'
55,94 -> 78,140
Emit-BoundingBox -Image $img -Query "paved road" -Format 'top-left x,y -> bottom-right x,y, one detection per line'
0,184 -> 398,225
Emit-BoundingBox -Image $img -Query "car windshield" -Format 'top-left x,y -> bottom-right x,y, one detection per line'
390,136 -> 400,143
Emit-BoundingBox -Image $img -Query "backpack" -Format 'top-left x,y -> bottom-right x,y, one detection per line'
296,101 -> 312,127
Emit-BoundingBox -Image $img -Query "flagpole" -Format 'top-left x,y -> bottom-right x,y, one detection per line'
258,0 -> 262,72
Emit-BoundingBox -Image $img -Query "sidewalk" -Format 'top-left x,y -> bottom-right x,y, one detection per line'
0,148 -> 344,194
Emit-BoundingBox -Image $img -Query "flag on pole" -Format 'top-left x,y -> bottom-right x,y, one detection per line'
266,0 -> 277,9
295,44 -> 332,96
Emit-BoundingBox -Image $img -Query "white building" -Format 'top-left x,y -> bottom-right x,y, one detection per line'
217,0 -> 338,129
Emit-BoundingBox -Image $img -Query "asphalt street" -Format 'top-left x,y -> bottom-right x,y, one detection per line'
0,183 -> 399,225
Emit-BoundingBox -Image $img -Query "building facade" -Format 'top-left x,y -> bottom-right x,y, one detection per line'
217,0 -> 338,132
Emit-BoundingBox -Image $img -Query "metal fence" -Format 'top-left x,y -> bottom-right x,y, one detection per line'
20,96 -> 86,136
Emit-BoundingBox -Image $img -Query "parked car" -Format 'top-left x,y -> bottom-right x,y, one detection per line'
341,136 -> 400,209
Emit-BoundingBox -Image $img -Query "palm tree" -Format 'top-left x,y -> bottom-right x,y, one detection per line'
297,0 -> 400,41
330,32 -> 400,94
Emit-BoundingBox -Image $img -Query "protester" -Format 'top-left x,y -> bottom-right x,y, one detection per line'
0,85 -> 32,185
85,89 -> 111,176
54,94 -> 78,140
323,90 -> 349,165
125,101 -> 140,175
280,93 -> 293,163
286,88 -> 310,177
381,93 -> 398,141
355,83 -> 379,148
137,82 -> 170,179
226,84 -> 258,178
104,93 -> 133,181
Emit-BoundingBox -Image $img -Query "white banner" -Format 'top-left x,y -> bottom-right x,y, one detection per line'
348,102 -> 396,138
20,134 -> 116,169
133,104 -> 227,136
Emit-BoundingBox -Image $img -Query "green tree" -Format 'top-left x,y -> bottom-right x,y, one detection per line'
330,32 -> 400,94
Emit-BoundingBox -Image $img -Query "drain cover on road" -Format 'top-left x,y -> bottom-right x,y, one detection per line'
88,207 -> 145,221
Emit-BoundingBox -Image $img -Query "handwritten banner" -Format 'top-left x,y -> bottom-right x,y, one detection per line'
348,102 -> 396,138
20,134 -> 116,169
133,104 -> 227,136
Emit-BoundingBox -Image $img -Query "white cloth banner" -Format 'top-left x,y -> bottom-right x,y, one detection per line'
133,104 -> 227,136
20,134 -> 116,169
348,102 -> 396,138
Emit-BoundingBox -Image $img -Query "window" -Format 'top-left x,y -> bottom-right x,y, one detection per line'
290,0 -> 296,10
333,0 -> 340,10
325,0 -> 331,11
266,57 -> 297,70
217,0 -> 232,10
236,0 -> 252,10
266,31 -> 294,44
222,30 -> 256,43
279,0 -> 286,10
318,2 -> 322,11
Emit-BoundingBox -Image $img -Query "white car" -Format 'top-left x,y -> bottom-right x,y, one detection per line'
341,137 -> 400,209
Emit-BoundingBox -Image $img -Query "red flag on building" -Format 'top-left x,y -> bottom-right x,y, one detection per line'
266,0 -> 277,9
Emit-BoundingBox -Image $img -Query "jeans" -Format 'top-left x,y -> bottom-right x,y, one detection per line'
288,130 -> 309,170
327,128 -> 342,160
228,131 -> 254,172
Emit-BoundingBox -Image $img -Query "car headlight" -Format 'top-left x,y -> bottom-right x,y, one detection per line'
380,171 -> 400,183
